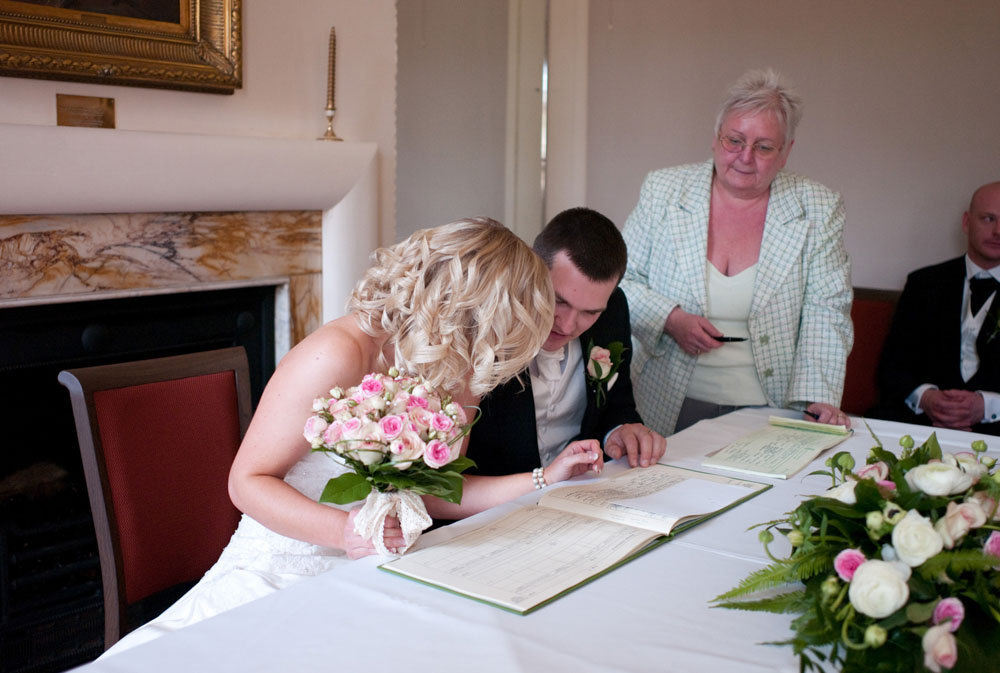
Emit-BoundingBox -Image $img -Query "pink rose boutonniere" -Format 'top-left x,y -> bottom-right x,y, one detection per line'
585,340 -> 625,408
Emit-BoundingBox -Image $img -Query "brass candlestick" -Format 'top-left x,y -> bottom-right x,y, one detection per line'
319,27 -> 342,141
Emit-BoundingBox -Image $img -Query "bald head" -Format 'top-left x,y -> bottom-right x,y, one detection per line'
969,182 -> 1000,211
963,182 -> 1000,269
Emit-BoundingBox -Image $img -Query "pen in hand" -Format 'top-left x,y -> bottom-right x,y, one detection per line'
712,335 -> 748,342
802,410 -> 821,420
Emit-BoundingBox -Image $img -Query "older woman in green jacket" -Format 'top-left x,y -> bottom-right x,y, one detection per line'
620,69 -> 853,435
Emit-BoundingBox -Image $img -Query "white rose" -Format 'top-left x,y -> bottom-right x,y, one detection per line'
904,462 -> 973,496
824,480 -> 858,504
952,452 -> 987,483
891,510 -> 944,567
848,560 -> 910,618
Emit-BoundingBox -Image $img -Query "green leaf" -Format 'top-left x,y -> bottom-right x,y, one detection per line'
446,455 -> 477,474
712,589 -> 810,614
711,561 -> 799,602
318,472 -> 371,505
904,600 -> 936,624
917,549 -> 1000,581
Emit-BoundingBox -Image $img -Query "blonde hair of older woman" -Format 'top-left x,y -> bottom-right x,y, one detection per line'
714,68 -> 804,147
349,217 -> 554,397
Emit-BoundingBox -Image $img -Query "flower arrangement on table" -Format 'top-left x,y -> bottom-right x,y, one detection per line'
712,431 -> 1000,673
586,340 -> 625,408
302,369 -> 477,556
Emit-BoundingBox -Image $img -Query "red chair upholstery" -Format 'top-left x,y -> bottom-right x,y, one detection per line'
842,288 -> 900,416
58,347 -> 251,650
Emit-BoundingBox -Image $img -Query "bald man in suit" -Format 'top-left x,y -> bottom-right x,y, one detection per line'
873,181 -> 1000,435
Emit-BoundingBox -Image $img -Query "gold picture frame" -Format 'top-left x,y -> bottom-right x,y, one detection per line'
0,0 -> 241,94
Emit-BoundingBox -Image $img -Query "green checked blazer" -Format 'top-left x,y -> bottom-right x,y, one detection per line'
620,160 -> 853,436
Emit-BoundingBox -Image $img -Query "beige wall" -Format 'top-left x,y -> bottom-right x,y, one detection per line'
396,0 -> 509,239
584,0 -> 1000,289
0,1 -> 397,243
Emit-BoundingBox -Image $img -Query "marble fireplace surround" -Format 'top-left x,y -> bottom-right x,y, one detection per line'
0,122 -> 379,354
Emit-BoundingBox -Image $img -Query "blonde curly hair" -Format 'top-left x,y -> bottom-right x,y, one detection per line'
349,218 -> 554,396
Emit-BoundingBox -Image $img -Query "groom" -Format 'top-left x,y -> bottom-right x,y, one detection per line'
466,207 -> 666,475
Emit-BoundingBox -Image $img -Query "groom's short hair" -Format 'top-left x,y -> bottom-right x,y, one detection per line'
533,207 -> 628,283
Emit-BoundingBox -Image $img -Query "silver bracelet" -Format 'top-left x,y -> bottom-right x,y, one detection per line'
532,466 -> 547,490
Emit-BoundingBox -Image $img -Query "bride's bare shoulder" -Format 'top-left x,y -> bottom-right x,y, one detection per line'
274,315 -> 377,385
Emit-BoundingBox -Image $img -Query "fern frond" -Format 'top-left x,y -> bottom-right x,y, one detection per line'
712,589 -> 809,614
917,549 -> 999,579
789,546 -> 836,580
711,561 -> 798,602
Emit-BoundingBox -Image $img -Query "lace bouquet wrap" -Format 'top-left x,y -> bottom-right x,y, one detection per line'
303,369 -> 476,556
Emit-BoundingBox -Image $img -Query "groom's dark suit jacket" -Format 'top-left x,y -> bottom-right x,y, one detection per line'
872,256 -> 1000,435
466,287 -> 645,475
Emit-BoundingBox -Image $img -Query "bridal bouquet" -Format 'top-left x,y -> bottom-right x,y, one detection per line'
302,369 -> 476,556
713,431 -> 1000,673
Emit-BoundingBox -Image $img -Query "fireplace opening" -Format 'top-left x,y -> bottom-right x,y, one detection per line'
0,286 -> 276,673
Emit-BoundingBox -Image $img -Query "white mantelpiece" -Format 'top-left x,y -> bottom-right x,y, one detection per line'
0,123 -> 379,321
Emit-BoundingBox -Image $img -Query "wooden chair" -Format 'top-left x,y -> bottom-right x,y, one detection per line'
58,347 -> 251,650
842,288 -> 900,416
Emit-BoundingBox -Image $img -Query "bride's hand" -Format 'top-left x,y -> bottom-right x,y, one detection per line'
343,509 -> 405,559
543,439 -> 603,485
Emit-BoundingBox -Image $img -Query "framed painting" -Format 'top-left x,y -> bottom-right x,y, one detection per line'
0,0 -> 241,94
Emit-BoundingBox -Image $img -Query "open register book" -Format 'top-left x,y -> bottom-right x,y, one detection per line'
701,415 -> 852,479
380,464 -> 769,614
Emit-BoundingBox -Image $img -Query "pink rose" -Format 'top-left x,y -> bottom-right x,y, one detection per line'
876,480 -> 897,495
340,416 -> 363,438
856,461 -> 889,482
328,397 -> 354,420
409,385 -> 442,412
985,531 -> 1000,570
359,373 -> 384,397
407,394 -> 429,410
587,346 -> 613,379
922,623 -> 958,673
387,391 -> 410,414
408,406 -> 435,431
431,412 -> 455,434
833,548 -> 866,582
932,597 -> 965,633
379,414 -> 405,440
389,430 -> 424,461
322,421 -> 343,445
302,416 -> 328,444
967,491 -> 999,521
422,439 -> 453,468
934,500 -> 987,549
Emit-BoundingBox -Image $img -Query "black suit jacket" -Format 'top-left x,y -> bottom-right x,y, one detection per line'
466,287 -> 644,475
871,256 -> 1000,435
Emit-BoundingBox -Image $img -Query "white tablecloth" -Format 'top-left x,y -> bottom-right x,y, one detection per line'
77,409 -> 998,673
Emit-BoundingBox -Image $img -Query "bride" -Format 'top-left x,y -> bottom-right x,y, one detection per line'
104,217 -> 605,655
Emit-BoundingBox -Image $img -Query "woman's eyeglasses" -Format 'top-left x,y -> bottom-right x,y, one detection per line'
718,133 -> 782,159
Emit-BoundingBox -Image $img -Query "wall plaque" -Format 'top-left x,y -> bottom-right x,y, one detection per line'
56,94 -> 115,128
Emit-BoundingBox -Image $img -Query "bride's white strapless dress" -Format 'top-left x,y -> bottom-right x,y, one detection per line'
103,451 -> 351,657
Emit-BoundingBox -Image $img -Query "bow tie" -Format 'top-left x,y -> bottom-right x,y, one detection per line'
970,276 -> 1000,315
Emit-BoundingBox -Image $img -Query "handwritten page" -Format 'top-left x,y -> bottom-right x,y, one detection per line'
702,422 -> 850,479
539,464 -> 765,535
381,465 -> 770,613
382,506 -> 659,613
